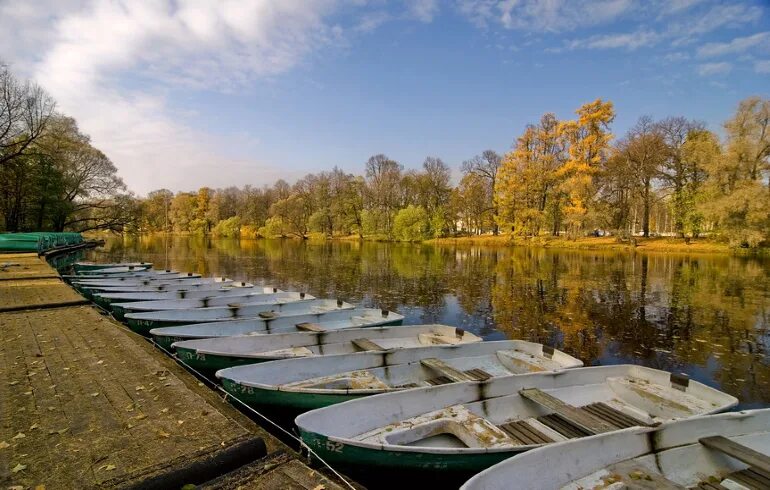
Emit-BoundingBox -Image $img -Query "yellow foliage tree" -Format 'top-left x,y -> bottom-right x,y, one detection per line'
557,99 -> 615,237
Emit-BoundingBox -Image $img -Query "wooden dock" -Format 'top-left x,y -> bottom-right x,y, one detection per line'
0,253 -> 345,489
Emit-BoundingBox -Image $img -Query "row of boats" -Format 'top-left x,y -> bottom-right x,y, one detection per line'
67,261 -> 770,489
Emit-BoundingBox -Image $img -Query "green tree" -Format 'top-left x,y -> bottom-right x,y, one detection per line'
393,205 -> 430,241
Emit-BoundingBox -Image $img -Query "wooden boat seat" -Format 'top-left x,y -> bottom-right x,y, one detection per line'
519,388 -> 616,435
496,420 -> 554,445
536,414 -> 592,439
464,368 -> 492,381
699,436 -> 770,482
258,311 -> 277,319
420,358 -> 475,382
351,338 -> 385,351
426,375 -> 454,386
723,468 -> 770,489
581,402 -> 651,429
295,322 -> 325,332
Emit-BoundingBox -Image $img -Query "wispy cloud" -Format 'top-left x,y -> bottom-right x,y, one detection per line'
407,0 -> 439,23
555,1 -> 764,53
755,60 -> 770,74
663,51 -> 690,62
697,62 -> 732,76
455,0 -> 634,32
697,32 -> 770,58
566,30 -> 660,50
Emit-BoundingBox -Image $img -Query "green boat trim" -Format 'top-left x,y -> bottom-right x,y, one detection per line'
298,429 -> 521,474
174,346 -> 269,371
219,377 -> 364,412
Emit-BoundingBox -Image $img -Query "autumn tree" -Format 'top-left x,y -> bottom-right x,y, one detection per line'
557,99 -> 615,237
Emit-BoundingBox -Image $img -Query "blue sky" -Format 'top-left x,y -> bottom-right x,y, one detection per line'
1,0 -> 768,194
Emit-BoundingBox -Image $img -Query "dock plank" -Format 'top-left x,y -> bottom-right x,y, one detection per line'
0,306 -> 262,488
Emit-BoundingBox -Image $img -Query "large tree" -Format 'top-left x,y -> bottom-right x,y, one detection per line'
461,150 -> 502,234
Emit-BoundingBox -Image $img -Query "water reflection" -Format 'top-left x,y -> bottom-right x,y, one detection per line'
89,236 -> 770,408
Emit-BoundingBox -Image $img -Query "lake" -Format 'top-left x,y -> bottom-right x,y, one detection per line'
87,235 -> 770,409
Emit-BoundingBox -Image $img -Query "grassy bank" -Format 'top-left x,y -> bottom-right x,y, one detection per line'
427,234 -> 744,254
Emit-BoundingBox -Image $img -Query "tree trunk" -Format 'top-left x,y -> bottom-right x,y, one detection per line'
642,178 -> 651,238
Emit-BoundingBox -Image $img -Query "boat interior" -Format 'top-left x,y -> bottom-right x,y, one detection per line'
354,371 -> 730,451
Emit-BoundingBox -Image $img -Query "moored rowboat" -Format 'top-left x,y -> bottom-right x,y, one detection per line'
173,324 -> 483,371
91,285 -> 272,309
217,340 -> 583,412
76,277 -> 236,300
125,298 -> 355,334
295,365 -> 738,478
150,308 -> 404,349
110,291 -> 313,321
462,408 -> 770,490
73,261 -> 152,272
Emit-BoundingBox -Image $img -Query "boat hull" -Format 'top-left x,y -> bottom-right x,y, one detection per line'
220,377 -> 362,411
152,318 -> 404,349
299,429 -> 518,475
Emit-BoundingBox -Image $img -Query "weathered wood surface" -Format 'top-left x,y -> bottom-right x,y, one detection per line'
351,338 -> 385,351
0,278 -> 88,312
0,306 -> 269,488
0,254 -> 60,281
201,451 -> 347,490
420,357 -> 475,382
700,435 -> 770,477
519,388 -> 617,434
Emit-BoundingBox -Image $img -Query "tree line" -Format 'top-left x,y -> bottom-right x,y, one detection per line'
134,96 -> 769,248
2,59 -> 767,248
0,63 -> 132,233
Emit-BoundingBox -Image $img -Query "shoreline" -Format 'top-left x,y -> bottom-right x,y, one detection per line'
87,232 -> 768,255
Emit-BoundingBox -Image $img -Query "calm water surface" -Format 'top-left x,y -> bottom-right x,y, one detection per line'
88,236 -> 770,409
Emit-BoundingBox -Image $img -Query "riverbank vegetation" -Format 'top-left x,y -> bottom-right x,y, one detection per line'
2,62 -> 767,249
0,63 -> 134,232
130,96 -> 769,250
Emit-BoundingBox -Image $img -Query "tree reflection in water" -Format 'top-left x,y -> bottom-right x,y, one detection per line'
91,236 -> 769,408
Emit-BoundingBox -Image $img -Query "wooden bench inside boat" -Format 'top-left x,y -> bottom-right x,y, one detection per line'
351,338 -> 385,351
295,322 -> 325,332
698,435 -> 770,489
420,358 -> 476,383
520,388 -> 618,434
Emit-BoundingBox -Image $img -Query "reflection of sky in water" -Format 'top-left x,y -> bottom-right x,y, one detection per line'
87,237 -> 770,408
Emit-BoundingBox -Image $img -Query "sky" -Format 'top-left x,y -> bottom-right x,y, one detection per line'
1,0 -> 769,195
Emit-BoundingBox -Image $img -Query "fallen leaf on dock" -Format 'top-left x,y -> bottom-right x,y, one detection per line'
158,430 -> 170,438
0,441 -> 10,449
99,464 -> 116,471
30,424 -> 39,430
12,432 -> 25,440
90,392 -> 100,397
11,463 -> 27,473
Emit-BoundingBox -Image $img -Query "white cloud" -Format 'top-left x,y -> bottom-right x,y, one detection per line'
566,30 -> 660,50
697,62 -> 732,76
407,0 -> 439,23
0,1 -> 355,194
755,60 -> 770,74
658,0 -> 703,17
697,32 -> 770,58
455,0 -> 634,32
668,3 -> 763,44
663,51 -> 690,62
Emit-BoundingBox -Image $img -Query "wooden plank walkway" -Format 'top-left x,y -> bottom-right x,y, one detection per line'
0,253 -> 344,490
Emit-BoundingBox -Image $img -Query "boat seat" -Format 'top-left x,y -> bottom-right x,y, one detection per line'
581,402 -> 651,429
519,388 -> 616,434
351,338 -> 385,351
426,375 -> 454,386
420,358 -> 475,382
464,368 -> 492,381
496,420 -> 553,445
723,468 -> 770,489
536,414 -> 592,439
699,436 -> 770,485
258,311 -> 277,319
295,322 -> 325,332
